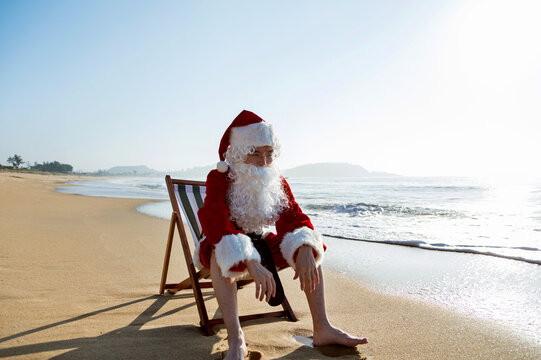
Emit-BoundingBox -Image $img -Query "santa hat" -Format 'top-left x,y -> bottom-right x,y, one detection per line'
216,110 -> 276,173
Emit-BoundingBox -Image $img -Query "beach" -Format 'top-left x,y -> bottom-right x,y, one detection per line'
1,172 -> 540,359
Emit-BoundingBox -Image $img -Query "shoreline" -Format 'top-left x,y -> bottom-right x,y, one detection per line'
323,233 -> 541,265
1,172 -> 540,359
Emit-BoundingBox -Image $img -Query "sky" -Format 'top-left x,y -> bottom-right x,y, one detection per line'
1,0 -> 540,177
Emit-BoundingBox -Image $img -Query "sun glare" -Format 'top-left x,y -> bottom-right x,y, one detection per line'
441,0 -> 541,178
455,0 -> 540,89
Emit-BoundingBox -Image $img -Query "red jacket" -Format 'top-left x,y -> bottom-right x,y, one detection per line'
196,169 -> 325,278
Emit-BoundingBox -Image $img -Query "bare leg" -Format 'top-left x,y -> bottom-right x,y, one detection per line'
210,252 -> 247,360
306,267 -> 368,347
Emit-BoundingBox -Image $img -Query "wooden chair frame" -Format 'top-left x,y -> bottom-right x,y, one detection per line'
160,175 -> 297,336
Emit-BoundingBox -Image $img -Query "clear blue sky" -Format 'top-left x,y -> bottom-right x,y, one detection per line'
1,0 -> 540,177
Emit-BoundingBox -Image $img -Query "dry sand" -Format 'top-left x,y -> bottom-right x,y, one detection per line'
1,171 -> 540,359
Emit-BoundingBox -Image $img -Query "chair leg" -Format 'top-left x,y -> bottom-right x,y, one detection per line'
202,320 -> 215,336
159,213 -> 176,294
189,265 -> 213,336
281,295 -> 298,322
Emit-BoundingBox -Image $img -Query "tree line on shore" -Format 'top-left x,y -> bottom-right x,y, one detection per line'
2,154 -> 73,174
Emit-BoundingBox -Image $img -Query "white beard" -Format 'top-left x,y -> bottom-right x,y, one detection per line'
227,163 -> 287,234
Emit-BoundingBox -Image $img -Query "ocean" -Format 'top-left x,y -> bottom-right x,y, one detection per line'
58,175 -> 541,345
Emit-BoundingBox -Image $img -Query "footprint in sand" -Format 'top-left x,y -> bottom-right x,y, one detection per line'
292,335 -> 314,348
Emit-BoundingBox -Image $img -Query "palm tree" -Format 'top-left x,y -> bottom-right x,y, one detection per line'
7,154 -> 23,168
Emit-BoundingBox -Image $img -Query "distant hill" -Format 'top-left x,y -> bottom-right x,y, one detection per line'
171,164 -> 214,181
105,165 -> 162,176
95,164 -> 214,179
282,162 -> 399,178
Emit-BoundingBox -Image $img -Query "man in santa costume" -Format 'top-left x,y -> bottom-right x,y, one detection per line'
197,110 -> 367,359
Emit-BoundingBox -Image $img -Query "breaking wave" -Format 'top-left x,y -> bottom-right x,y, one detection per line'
305,202 -> 463,218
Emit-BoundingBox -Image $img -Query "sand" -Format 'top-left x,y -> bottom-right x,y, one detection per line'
1,171 -> 540,359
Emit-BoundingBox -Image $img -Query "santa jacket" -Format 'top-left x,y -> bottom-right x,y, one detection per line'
196,169 -> 325,279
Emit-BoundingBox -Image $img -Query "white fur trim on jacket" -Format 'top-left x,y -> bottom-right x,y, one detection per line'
280,226 -> 324,269
214,233 -> 261,279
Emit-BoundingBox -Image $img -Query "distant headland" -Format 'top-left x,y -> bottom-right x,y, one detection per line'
282,162 -> 399,178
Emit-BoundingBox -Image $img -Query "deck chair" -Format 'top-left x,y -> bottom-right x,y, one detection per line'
160,175 -> 297,336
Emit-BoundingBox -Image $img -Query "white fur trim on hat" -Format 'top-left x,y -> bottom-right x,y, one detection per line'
230,122 -> 276,149
280,227 -> 324,269
214,233 -> 261,279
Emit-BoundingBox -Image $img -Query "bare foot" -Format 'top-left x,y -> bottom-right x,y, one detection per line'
313,325 -> 368,347
223,337 -> 248,360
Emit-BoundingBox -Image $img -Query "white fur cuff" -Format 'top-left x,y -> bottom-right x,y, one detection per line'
280,227 -> 325,269
215,233 -> 261,279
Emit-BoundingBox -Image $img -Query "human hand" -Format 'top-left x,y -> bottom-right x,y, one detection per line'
293,245 -> 319,293
246,260 -> 276,302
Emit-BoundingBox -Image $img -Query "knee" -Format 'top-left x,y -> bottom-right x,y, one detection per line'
217,272 -> 237,285
210,253 -> 236,283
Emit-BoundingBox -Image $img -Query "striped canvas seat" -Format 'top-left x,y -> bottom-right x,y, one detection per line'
160,175 -> 297,336
172,183 -> 206,244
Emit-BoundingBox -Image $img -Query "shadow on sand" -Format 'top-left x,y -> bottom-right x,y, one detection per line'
0,293 -> 365,359
0,294 -> 220,359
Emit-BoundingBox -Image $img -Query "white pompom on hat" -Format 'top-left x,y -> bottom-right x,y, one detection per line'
216,110 -> 276,173
216,161 -> 228,173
